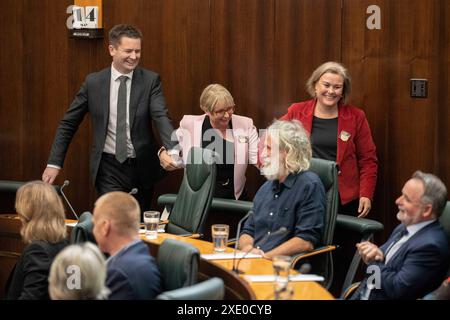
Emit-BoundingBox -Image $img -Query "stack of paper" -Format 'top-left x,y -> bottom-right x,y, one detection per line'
244,274 -> 324,282
201,252 -> 262,260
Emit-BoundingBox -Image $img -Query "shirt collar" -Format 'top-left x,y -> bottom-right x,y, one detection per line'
271,172 -> 299,192
405,219 -> 436,237
106,239 -> 141,263
111,63 -> 133,81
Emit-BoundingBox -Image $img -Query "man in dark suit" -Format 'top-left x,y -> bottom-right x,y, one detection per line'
352,171 -> 449,300
92,191 -> 162,300
42,24 -> 180,212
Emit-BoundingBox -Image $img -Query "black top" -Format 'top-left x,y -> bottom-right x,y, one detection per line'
201,116 -> 235,199
310,116 -> 338,161
6,240 -> 68,300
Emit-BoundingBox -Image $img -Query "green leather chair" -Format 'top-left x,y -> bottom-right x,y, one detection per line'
157,238 -> 200,291
421,201 -> 450,300
290,158 -> 339,289
337,214 -> 384,298
156,277 -> 224,300
439,201 -> 450,245
158,147 -> 217,237
70,211 -> 97,244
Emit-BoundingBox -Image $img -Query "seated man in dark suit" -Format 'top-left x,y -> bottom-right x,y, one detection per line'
239,120 -> 326,259
92,191 -> 162,299
352,171 -> 449,300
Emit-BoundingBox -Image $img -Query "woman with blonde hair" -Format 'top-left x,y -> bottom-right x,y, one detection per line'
49,242 -> 109,300
6,181 -> 68,299
281,61 -> 377,218
175,84 -> 258,200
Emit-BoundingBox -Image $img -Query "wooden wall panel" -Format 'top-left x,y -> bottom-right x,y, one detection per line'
0,0 -> 24,180
210,0 -> 276,196
274,0 -> 342,119
342,0 -> 446,235
437,0 -> 450,190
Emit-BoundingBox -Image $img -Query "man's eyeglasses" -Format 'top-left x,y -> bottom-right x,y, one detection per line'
213,105 -> 235,117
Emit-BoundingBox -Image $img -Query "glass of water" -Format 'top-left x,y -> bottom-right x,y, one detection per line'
211,224 -> 229,253
143,211 -> 160,240
273,255 -> 294,300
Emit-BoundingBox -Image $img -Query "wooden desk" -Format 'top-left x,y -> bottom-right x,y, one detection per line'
0,214 -> 334,300
142,232 -> 334,300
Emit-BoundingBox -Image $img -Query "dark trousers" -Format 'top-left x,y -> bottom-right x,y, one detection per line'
95,153 -> 154,219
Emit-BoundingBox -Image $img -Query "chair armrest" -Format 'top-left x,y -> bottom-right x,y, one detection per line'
291,245 -> 337,267
210,198 -> 253,215
336,214 -> 384,237
157,194 -> 177,207
175,233 -> 202,239
342,282 -> 360,299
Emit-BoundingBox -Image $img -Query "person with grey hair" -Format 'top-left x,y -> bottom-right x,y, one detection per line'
351,171 -> 449,300
239,120 -> 326,259
281,61 -> 377,218
49,243 -> 110,300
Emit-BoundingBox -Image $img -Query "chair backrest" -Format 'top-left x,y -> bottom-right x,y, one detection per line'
69,211 -> 97,244
156,277 -> 224,300
166,147 -> 216,236
0,180 -> 62,194
306,158 -> 339,289
156,238 -> 200,291
439,201 -> 450,245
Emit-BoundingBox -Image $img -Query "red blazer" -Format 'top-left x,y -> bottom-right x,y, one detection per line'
281,99 -> 378,204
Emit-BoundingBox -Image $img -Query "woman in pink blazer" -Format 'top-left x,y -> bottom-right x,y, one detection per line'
281,62 -> 378,218
176,84 -> 258,200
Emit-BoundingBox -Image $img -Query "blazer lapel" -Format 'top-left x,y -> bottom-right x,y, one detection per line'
337,105 -> 352,164
129,69 -> 142,130
99,69 -> 111,134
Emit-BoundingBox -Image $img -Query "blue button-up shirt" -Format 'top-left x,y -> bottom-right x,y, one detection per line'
241,170 -> 325,252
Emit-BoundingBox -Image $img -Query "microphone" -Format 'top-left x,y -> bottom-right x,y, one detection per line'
234,226 -> 290,275
128,188 -> 138,195
60,180 -> 79,220
232,210 -> 253,274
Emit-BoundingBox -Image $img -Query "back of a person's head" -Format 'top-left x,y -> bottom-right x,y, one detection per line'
15,180 -> 66,244
94,191 -> 140,237
49,242 -> 109,300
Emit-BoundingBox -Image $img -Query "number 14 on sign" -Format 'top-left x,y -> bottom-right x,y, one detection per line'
73,6 -> 98,29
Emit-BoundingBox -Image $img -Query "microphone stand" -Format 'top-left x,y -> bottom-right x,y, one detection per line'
232,210 -> 253,274
60,180 -> 79,220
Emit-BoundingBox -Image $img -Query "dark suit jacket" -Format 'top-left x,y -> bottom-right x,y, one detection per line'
281,99 -> 378,204
48,67 -> 176,187
106,240 -> 162,300
356,221 -> 450,300
6,240 -> 68,300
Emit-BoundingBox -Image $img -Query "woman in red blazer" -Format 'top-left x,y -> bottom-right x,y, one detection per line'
281,62 -> 377,217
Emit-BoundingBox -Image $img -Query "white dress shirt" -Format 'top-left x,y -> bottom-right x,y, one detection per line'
103,64 -> 136,158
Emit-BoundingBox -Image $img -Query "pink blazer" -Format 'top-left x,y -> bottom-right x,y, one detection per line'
176,114 -> 259,199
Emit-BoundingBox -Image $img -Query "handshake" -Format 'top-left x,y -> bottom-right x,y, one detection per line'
158,147 -> 183,171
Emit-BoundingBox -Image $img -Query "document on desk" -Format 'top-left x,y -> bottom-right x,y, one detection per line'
201,252 -> 262,260
244,274 -> 325,282
65,222 -> 78,227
